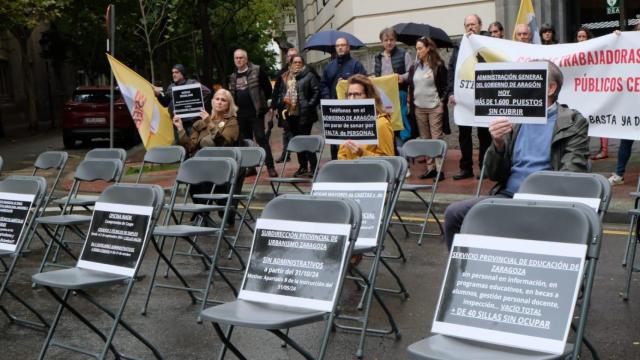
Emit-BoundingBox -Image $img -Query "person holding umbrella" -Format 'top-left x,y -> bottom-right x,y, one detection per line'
374,28 -> 413,144
407,36 -> 449,180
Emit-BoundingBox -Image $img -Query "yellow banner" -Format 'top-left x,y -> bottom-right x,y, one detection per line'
336,74 -> 404,131
106,54 -> 174,149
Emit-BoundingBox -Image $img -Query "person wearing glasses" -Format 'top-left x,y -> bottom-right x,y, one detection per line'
320,37 -> 368,159
407,36 -> 449,180
338,74 -> 394,160
274,55 -> 321,177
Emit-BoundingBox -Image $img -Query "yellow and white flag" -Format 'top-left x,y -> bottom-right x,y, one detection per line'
513,0 -> 541,44
107,54 -> 174,149
336,74 -> 404,131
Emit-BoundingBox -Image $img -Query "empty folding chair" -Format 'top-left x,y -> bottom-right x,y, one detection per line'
407,198 -> 602,360
269,135 -> 324,196
134,145 -> 185,184
142,157 -> 240,319
395,139 -> 447,245
0,175 -> 49,329
32,183 -> 165,359
200,194 -> 361,360
311,159 -> 400,358
34,158 -> 123,274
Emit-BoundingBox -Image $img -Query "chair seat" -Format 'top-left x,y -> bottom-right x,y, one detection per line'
36,214 -> 92,225
200,299 -> 326,329
32,267 -> 129,290
407,334 -> 571,360
192,193 -> 249,201
629,191 -> 640,198
52,195 -> 99,207
153,224 -> 220,237
165,203 -> 224,213
353,243 -> 376,254
0,249 -> 14,257
629,209 -> 640,216
269,177 -> 312,184
402,184 -> 434,191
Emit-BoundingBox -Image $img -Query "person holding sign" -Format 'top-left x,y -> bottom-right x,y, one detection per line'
338,74 -> 394,160
443,60 -> 589,248
407,36 -> 450,180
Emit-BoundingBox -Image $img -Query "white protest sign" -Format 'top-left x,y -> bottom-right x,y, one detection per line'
311,182 -> 387,248
321,99 -> 378,145
172,83 -> 204,118
0,192 -> 35,252
432,234 -> 586,355
453,32 -> 640,139
239,219 -> 351,312
513,193 -> 601,212
77,202 -> 153,277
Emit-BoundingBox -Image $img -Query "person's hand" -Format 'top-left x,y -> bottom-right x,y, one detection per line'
488,117 -> 512,152
397,74 -> 403,84
152,85 -> 163,95
448,94 -> 456,106
343,140 -> 363,156
172,116 -> 184,132
199,109 -> 210,121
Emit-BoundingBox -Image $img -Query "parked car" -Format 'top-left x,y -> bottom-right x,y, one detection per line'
61,87 -> 139,148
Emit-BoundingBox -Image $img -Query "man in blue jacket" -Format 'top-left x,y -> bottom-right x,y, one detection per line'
320,37 -> 368,159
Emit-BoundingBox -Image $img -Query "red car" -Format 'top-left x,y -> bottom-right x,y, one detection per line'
61,87 -> 139,148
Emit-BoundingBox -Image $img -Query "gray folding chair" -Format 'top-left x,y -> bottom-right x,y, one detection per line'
134,145 -> 185,184
622,176 -> 640,268
200,194 -> 362,360
142,157 -> 240,320
475,149 -> 491,198
51,147 -> 127,209
407,198 -> 602,360
395,139 -> 447,245
34,159 -> 123,275
32,183 -> 164,360
269,135 -> 324,196
0,176 -> 49,329
312,159 -> 400,358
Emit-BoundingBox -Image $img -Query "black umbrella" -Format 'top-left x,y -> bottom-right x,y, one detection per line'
392,22 -> 453,48
303,30 -> 365,53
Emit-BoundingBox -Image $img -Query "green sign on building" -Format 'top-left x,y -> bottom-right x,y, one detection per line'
607,0 -> 620,15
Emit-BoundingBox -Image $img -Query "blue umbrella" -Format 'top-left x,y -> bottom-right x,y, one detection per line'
303,30 -> 365,52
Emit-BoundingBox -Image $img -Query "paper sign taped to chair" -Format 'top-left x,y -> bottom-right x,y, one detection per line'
239,219 -> 351,312
0,192 -> 35,252
432,234 -> 586,355
513,193 -> 600,212
311,182 -> 387,247
321,99 -> 378,145
77,202 -> 153,277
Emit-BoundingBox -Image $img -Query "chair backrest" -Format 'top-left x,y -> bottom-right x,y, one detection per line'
401,139 -> 447,159
286,135 -> 325,153
0,176 -> 47,251
85,148 -> 127,162
236,146 -> 266,168
315,159 -> 392,184
361,156 -> 408,188
1,175 -> 47,205
517,171 -> 610,216
74,159 -> 123,182
243,139 -> 256,147
97,183 -> 165,220
176,157 -> 237,186
143,146 -> 186,165
194,147 -> 241,163
34,151 -> 68,171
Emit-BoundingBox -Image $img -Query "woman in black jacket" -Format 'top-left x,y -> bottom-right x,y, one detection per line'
277,55 -> 321,176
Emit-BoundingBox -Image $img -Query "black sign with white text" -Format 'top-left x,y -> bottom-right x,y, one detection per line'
172,83 -> 204,118
0,193 -> 34,252
321,99 -> 378,145
474,62 -> 548,124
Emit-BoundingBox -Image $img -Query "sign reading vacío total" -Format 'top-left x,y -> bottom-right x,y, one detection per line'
239,219 -> 351,312
311,182 -> 387,247
474,62 -> 548,124
172,83 -> 204,118
321,99 -> 378,145
0,192 -> 35,252
432,234 -> 586,355
77,202 -> 153,277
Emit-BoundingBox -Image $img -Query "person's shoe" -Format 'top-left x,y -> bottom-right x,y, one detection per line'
293,167 -> 309,177
419,169 -> 437,179
267,167 -> 278,178
608,173 -> 624,185
245,168 -> 257,177
453,169 -> 474,180
405,169 -> 411,178
590,152 -> 608,160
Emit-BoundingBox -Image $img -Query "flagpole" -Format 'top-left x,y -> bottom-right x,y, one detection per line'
108,4 -> 115,148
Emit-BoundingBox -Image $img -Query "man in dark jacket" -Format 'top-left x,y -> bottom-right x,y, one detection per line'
228,49 -> 277,177
153,64 -> 211,135
320,37 -> 368,159
448,14 -> 492,180
443,60 -> 589,249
